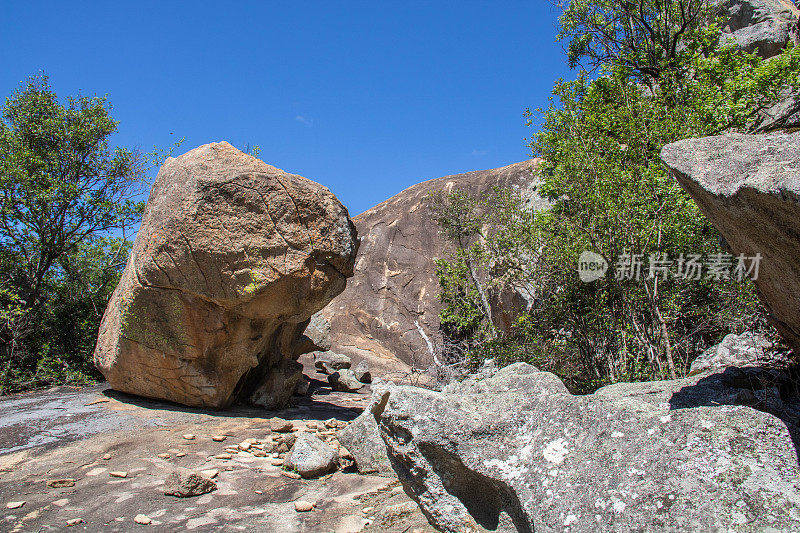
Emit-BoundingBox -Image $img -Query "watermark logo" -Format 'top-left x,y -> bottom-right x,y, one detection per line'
578,251 -> 609,282
577,251 -> 762,283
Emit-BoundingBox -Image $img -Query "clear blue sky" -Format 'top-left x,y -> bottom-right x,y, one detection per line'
1,1 -> 572,216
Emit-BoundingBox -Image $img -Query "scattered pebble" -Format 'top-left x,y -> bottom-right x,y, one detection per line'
66,518 -> 84,526
134,514 -> 152,525
6,501 -> 25,509
176,452 -> 186,457
109,471 -> 128,478
294,500 -> 314,512
270,459 -> 284,466
47,478 -> 76,488
211,435 -> 227,442
215,454 -> 232,460
157,453 -> 171,459
254,490 -> 263,494
102,453 -> 112,460
182,434 -> 196,440
282,470 -> 302,479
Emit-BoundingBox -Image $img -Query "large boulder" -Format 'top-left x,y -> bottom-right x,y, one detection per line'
661,132 -> 800,354
374,363 -> 800,532
93,142 -> 358,408
321,160 -> 547,373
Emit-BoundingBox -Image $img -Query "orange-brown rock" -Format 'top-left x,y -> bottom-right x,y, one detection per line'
94,142 -> 357,408
321,160 -> 544,372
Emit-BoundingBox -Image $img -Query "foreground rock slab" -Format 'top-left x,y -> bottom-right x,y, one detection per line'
662,132 -> 800,354
374,363 -> 800,532
93,141 -> 358,408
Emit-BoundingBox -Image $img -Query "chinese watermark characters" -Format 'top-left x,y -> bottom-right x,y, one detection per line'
578,251 -> 761,282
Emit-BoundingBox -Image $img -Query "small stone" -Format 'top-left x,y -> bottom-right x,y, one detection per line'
238,441 -> 251,451
163,468 -> 217,497
362,507 -> 374,514
269,418 -> 294,433
282,470 -> 302,479
295,500 -> 314,512
182,434 -> 196,440
134,514 -> 151,525
200,469 -> 219,479
252,450 -> 267,457
338,446 -> 354,460
270,458 -> 284,466
255,489 -> 263,494
324,418 -> 338,429
102,453 -> 112,460
176,452 -> 186,457
6,501 -> 25,509
157,453 -> 171,459
109,471 -> 128,478
214,454 -> 232,460
47,478 -> 76,488
66,518 -> 84,526
211,435 -> 227,442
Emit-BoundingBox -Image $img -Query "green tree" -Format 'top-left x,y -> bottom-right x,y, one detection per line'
432,0 -> 799,390
0,74 -> 175,392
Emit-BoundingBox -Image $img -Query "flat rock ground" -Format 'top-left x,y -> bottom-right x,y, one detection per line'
0,371 -> 434,532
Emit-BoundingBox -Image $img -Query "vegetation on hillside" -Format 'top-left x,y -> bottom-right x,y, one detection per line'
431,0 -> 800,392
0,75 -> 176,393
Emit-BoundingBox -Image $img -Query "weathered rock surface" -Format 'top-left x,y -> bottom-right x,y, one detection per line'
717,0 -> 799,58
93,142 -> 357,408
329,369 -> 364,392
314,352 -> 352,374
373,363 -> 800,532
163,468 -> 217,497
662,132 -> 800,354
283,432 -> 338,478
321,160 -> 546,372
688,332 -> 786,375
338,390 -> 393,475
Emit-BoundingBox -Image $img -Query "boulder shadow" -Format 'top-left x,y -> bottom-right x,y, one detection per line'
668,365 -> 800,461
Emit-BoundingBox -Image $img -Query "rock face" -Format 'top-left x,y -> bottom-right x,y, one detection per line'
717,0 -> 799,58
661,132 -> 800,354
93,142 -> 358,408
283,433 -> 338,478
321,160 -> 545,372
373,363 -> 800,532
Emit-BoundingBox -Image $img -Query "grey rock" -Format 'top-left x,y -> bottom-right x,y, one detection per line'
337,386 -> 393,475
375,362 -> 800,532
314,352 -> 352,374
163,468 -> 217,497
689,332 -> 785,375
283,433 -> 337,478
661,132 -> 800,354
353,360 -> 372,384
294,311 -> 332,356
716,0 -> 799,58
328,369 -> 363,392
